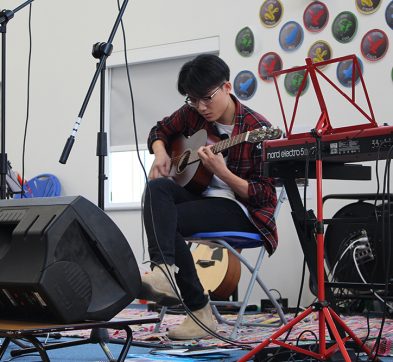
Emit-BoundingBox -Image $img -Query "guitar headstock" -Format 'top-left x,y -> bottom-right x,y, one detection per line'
247,127 -> 282,143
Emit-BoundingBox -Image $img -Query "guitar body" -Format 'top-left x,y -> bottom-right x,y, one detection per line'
169,129 -> 220,194
192,244 -> 241,300
168,126 -> 282,193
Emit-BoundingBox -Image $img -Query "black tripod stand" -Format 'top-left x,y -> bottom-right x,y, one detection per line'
0,0 -> 34,353
0,1 -> 34,199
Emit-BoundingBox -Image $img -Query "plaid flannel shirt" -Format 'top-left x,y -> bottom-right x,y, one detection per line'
147,95 -> 278,255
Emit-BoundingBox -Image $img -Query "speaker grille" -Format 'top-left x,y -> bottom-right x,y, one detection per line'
61,262 -> 91,308
0,209 -> 26,223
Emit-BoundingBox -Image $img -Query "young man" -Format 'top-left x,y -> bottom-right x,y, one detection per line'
139,54 -> 278,340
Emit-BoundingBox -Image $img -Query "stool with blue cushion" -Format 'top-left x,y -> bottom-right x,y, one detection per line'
155,186 -> 288,338
14,173 -> 61,198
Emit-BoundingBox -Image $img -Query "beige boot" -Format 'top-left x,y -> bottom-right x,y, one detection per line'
167,303 -> 217,340
139,264 -> 180,306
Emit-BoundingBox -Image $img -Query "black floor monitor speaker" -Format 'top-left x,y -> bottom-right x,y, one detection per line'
325,201 -> 393,285
0,195 -> 141,323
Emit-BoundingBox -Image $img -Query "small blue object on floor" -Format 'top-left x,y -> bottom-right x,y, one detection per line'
14,173 -> 61,199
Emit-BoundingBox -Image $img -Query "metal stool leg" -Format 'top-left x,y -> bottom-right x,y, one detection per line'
154,306 -> 168,333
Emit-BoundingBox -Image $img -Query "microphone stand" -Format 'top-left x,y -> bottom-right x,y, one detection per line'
0,0 -> 34,200
59,0 -> 129,211
0,0 -> 35,351
57,0 -> 128,360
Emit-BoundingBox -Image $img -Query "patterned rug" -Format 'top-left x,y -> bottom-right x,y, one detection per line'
61,307 -> 393,357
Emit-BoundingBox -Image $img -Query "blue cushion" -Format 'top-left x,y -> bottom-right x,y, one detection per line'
190,231 -> 263,249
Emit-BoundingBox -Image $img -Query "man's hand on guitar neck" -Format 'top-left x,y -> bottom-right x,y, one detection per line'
149,140 -> 171,179
197,145 -> 249,200
197,145 -> 227,178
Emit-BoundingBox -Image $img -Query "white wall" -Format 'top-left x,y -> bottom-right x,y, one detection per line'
2,0 -> 392,307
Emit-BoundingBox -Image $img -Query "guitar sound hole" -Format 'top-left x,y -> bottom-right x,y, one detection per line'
176,150 -> 191,174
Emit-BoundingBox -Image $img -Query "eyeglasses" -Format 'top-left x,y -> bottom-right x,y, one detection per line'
185,83 -> 225,108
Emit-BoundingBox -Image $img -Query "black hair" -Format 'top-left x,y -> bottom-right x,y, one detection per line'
177,54 -> 230,98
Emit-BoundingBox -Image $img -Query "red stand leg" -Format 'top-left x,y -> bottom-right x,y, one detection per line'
238,140 -> 376,362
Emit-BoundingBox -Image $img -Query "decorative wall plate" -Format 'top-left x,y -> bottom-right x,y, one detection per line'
332,11 -> 358,43
279,21 -> 304,51
386,1 -> 393,30
307,41 -> 332,69
233,70 -> 258,100
284,69 -> 309,96
336,57 -> 363,87
258,52 -> 283,82
235,27 -> 255,57
361,29 -> 389,61
260,0 -> 283,28
303,1 -> 329,32
356,0 -> 381,14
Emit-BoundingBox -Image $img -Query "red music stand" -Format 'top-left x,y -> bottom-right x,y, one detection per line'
239,55 -> 377,361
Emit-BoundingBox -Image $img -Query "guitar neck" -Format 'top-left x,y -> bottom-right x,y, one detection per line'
211,133 -> 248,154
186,132 -> 249,164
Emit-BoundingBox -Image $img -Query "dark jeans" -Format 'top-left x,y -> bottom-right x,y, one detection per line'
143,177 -> 258,311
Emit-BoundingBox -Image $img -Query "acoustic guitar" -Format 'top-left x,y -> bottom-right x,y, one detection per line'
191,244 -> 241,300
168,126 -> 282,193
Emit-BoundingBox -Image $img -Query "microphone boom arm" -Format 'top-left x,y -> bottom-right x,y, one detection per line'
59,0 -> 129,165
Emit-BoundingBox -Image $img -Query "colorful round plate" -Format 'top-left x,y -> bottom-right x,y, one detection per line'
233,70 -> 257,100
336,57 -> 363,87
258,52 -> 283,82
308,41 -> 332,69
361,29 -> 389,61
332,11 -> 358,43
259,0 -> 283,28
356,0 -> 381,14
235,27 -> 255,57
284,69 -> 309,96
303,1 -> 329,33
279,21 -> 304,51
386,1 -> 393,30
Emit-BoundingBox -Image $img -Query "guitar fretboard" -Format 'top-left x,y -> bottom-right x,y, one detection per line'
212,133 -> 248,154
186,132 -> 248,164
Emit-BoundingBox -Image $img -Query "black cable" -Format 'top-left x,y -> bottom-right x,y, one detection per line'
338,141 -> 388,360
336,142 -> 392,361
114,0 -> 150,261
296,144 -> 313,310
115,0 -> 251,349
355,310 -> 371,362
114,0 -> 180,308
373,140 -> 392,217
370,145 -> 393,361
296,329 -> 318,362
293,146 -> 313,314
261,146 -> 314,362
20,4 -> 32,198
262,349 -> 298,362
114,0 -> 215,345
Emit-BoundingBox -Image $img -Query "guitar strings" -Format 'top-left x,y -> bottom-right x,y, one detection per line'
169,130 -> 261,164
